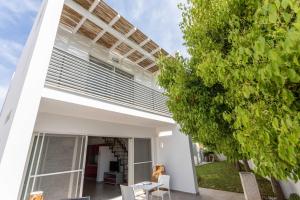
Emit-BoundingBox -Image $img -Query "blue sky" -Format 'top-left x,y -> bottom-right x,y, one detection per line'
0,0 -> 186,109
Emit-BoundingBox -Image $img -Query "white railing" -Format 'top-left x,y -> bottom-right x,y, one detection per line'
45,48 -> 170,117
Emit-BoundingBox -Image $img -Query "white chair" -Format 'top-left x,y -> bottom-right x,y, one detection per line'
150,175 -> 171,200
120,185 -> 145,200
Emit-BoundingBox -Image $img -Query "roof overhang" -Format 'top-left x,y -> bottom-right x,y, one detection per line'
59,0 -> 170,73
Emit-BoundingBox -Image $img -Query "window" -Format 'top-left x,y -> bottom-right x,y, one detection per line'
21,134 -> 87,200
89,56 -> 114,71
115,68 -> 134,80
133,138 -> 152,183
89,55 -> 134,80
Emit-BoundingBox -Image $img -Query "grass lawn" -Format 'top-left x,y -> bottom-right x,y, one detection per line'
196,161 -> 274,197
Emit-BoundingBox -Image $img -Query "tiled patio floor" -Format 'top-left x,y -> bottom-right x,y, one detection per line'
83,180 -> 245,200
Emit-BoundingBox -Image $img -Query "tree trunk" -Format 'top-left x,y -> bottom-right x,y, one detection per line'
235,161 -> 242,171
270,177 -> 285,200
243,159 -> 251,172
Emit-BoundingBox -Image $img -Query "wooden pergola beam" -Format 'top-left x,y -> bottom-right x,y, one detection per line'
65,0 -> 157,63
73,0 -> 101,33
150,47 -> 161,55
145,62 -> 156,70
109,27 -> 137,51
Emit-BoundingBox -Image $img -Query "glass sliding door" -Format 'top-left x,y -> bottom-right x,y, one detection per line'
133,138 -> 152,183
21,133 -> 87,200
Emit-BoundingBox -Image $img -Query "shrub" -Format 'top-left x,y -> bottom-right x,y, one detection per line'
289,193 -> 300,200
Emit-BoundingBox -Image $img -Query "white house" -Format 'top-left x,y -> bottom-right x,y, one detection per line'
0,0 -> 199,199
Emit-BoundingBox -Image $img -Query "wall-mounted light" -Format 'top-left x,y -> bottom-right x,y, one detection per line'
159,131 -> 172,137
111,56 -> 119,63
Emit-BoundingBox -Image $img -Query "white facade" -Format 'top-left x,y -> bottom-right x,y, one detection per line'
0,1 -> 65,199
0,1 -> 198,200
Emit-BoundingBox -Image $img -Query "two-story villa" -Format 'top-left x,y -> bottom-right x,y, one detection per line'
0,0 -> 198,199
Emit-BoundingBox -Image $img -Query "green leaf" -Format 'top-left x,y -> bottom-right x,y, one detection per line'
269,4 -> 278,23
272,118 -> 279,129
281,0 -> 289,9
287,69 -> 300,83
255,37 -> 265,55
242,86 -> 251,98
275,0 -> 281,9
283,12 -> 292,23
294,22 -> 300,30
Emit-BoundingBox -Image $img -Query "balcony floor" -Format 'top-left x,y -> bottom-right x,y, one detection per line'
40,88 -> 174,129
82,179 -> 245,200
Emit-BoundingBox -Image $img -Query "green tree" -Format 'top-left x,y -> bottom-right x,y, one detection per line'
158,0 -> 300,198
158,55 -> 247,165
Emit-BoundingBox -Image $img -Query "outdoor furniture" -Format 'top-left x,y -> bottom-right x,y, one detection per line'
150,175 -> 171,200
239,172 -> 262,200
132,182 -> 163,200
29,191 -> 44,200
121,185 -> 145,200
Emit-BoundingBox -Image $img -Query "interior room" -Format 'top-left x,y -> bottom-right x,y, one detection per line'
82,136 -> 128,199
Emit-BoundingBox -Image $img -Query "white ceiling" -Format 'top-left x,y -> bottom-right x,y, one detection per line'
39,97 -> 174,129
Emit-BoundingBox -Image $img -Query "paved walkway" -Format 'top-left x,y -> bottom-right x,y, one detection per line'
144,188 -> 245,200
198,187 -> 245,200
83,180 -> 245,200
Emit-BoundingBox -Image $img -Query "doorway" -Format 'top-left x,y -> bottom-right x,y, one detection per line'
82,137 -> 129,199
20,134 -> 153,200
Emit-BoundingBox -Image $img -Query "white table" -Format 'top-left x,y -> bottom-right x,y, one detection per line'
132,182 -> 163,200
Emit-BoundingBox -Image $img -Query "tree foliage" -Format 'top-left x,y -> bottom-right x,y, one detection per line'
158,0 -> 300,180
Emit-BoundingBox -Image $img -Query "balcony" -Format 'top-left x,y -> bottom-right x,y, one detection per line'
45,48 -> 170,117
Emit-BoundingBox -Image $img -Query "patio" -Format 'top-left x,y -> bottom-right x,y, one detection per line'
82,180 -> 245,200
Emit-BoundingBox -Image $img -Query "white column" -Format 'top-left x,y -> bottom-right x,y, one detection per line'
128,138 -> 134,185
0,0 -> 64,199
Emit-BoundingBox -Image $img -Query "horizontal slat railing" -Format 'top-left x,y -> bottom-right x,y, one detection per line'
45,48 -> 170,117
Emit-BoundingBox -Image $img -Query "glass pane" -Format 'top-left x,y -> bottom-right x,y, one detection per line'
20,169 -> 34,200
30,135 -> 44,177
32,173 -> 72,200
20,134 -> 42,200
70,171 -> 83,198
21,134 -> 86,200
134,162 -> 152,183
75,136 -> 85,170
21,136 -> 38,199
134,138 -> 151,163
115,68 -> 134,80
89,55 -> 114,71
22,172 -> 82,200
37,136 -> 77,174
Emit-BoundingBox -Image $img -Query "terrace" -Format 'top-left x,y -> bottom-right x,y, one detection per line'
45,47 -> 170,117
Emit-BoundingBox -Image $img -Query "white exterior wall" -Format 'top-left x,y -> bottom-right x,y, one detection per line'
0,1 -> 64,199
156,127 -> 199,194
97,146 -> 117,182
280,180 -> 300,198
0,0 -> 198,197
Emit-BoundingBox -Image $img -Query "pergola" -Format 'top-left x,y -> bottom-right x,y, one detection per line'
60,0 -> 170,73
